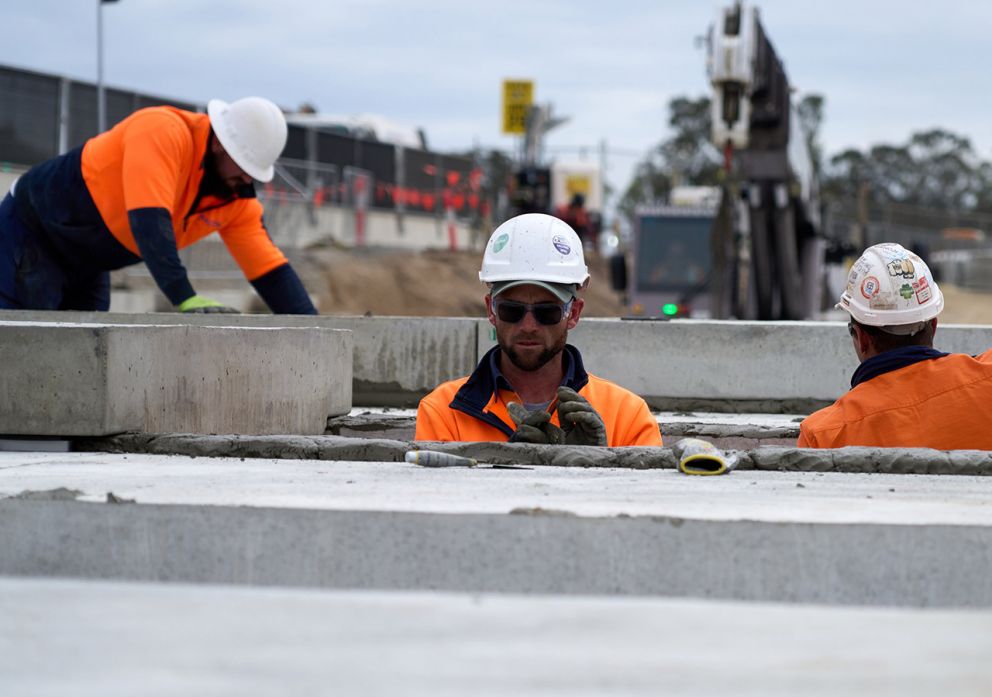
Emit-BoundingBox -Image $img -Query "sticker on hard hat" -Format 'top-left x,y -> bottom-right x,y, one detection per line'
860,276 -> 880,298
887,259 -> 915,279
552,235 -> 571,255
492,233 -> 509,253
914,277 -> 932,304
899,283 -> 914,300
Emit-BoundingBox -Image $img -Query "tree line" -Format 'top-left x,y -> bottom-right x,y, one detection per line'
618,95 -> 992,222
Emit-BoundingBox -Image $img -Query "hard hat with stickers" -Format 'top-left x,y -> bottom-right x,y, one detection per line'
837,243 -> 943,328
479,213 -> 590,286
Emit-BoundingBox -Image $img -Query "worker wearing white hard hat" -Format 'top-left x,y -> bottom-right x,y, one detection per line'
415,213 -> 662,448
799,242 -> 992,449
0,96 -> 315,314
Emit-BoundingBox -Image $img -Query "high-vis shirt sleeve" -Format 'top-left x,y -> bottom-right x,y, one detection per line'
415,397 -> 458,441
616,396 -> 663,446
250,263 -> 317,314
127,207 -> 195,305
218,201 -> 290,281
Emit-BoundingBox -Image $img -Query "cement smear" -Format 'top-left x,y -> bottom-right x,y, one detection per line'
78,434 -> 992,476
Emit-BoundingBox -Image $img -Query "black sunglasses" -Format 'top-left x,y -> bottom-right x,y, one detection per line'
493,298 -> 572,325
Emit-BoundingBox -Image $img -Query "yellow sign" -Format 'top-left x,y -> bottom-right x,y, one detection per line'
565,174 -> 591,197
502,79 -> 534,134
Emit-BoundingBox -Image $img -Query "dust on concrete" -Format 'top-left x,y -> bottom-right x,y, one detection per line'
8,487 -> 83,501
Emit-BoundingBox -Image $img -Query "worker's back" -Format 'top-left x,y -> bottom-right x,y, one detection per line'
799,349 -> 992,449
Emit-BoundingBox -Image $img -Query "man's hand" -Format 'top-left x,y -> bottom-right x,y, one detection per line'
556,386 -> 608,446
507,402 -> 566,445
177,295 -> 239,314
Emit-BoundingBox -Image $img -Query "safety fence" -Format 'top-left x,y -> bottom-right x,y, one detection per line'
0,63 -> 489,253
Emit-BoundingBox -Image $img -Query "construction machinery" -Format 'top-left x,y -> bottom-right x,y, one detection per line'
707,1 -> 824,320
611,3 -> 824,320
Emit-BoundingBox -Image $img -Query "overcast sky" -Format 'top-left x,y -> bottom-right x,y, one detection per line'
4,0 -> 991,209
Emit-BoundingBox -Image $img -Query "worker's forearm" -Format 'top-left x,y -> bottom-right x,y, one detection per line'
250,263 -> 317,314
127,207 -> 195,305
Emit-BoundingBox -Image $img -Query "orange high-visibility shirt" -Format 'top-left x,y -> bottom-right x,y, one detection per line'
798,349 -> 992,449
416,346 -> 662,446
81,106 -> 286,280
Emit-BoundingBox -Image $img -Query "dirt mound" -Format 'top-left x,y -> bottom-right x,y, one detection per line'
308,248 -> 626,318
302,247 -> 992,324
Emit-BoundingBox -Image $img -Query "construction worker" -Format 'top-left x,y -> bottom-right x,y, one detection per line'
0,97 -> 316,314
799,242 -> 992,449
415,213 -> 662,446
554,193 -> 593,249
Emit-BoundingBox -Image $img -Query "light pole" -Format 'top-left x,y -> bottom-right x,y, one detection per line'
97,0 -> 119,134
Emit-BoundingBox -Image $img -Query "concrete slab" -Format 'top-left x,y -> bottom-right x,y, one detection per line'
479,318 -> 992,411
2,577 -> 990,697
0,310 -> 478,406
1,453 -> 991,606
0,321 -> 352,436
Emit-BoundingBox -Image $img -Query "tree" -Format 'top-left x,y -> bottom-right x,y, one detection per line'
822,127 -> 992,212
618,96 -> 720,221
796,94 -> 825,179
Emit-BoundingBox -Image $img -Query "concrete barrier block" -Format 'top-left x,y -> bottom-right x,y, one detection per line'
0,321 -> 352,436
479,318 -> 992,410
0,311 -> 478,407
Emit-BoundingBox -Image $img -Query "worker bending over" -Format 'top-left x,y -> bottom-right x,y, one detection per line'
0,97 -> 316,314
416,213 -> 662,447
799,243 -> 992,449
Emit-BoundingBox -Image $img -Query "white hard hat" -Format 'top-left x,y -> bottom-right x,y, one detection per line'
837,243 -> 943,331
207,97 -> 287,182
479,213 -> 590,287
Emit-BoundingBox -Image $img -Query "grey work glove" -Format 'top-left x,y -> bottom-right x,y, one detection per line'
556,386 -> 608,447
507,402 -> 566,445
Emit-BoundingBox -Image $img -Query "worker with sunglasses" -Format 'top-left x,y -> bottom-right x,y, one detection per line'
798,242 -> 992,449
415,213 -> 662,447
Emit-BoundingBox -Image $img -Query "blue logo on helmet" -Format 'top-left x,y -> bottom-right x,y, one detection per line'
552,235 -> 571,255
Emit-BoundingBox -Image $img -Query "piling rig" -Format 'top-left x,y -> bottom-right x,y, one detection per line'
707,2 -> 824,320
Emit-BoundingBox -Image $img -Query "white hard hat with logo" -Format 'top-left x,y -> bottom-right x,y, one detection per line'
479,213 -> 590,287
837,243 -> 944,333
207,97 -> 287,183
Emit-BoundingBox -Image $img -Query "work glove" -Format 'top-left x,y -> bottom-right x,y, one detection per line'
507,402 -> 566,445
177,295 -> 239,314
556,386 -> 608,447
671,438 -> 738,476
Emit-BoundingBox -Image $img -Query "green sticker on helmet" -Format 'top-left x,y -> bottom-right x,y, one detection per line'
493,233 -> 509,253
899,283 -> 913,300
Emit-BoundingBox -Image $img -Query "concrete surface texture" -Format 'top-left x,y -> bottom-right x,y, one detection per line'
2,453 -> 991,607
84,433 -> 992,476
0,321 -> 353,436
0,310 -> 477,407
2,578 -> 991,697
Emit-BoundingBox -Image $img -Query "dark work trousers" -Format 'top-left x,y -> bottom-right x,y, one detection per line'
0,192 -> 110,311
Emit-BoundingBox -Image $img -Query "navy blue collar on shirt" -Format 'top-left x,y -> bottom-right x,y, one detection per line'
850,346 -> 949,388
449,344 -> 590,436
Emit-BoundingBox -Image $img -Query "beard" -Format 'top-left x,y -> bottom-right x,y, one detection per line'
500,331 -> 567,372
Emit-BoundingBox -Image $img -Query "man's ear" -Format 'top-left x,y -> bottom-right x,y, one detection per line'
485,294 -> 496,326
853,324 -> 873,358
209,135 -> 224,156
566,297 -> 584,330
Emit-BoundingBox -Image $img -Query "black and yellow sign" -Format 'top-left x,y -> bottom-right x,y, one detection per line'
502,79 -> 534,135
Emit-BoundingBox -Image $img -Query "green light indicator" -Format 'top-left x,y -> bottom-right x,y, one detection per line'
661,304 -> 679,316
